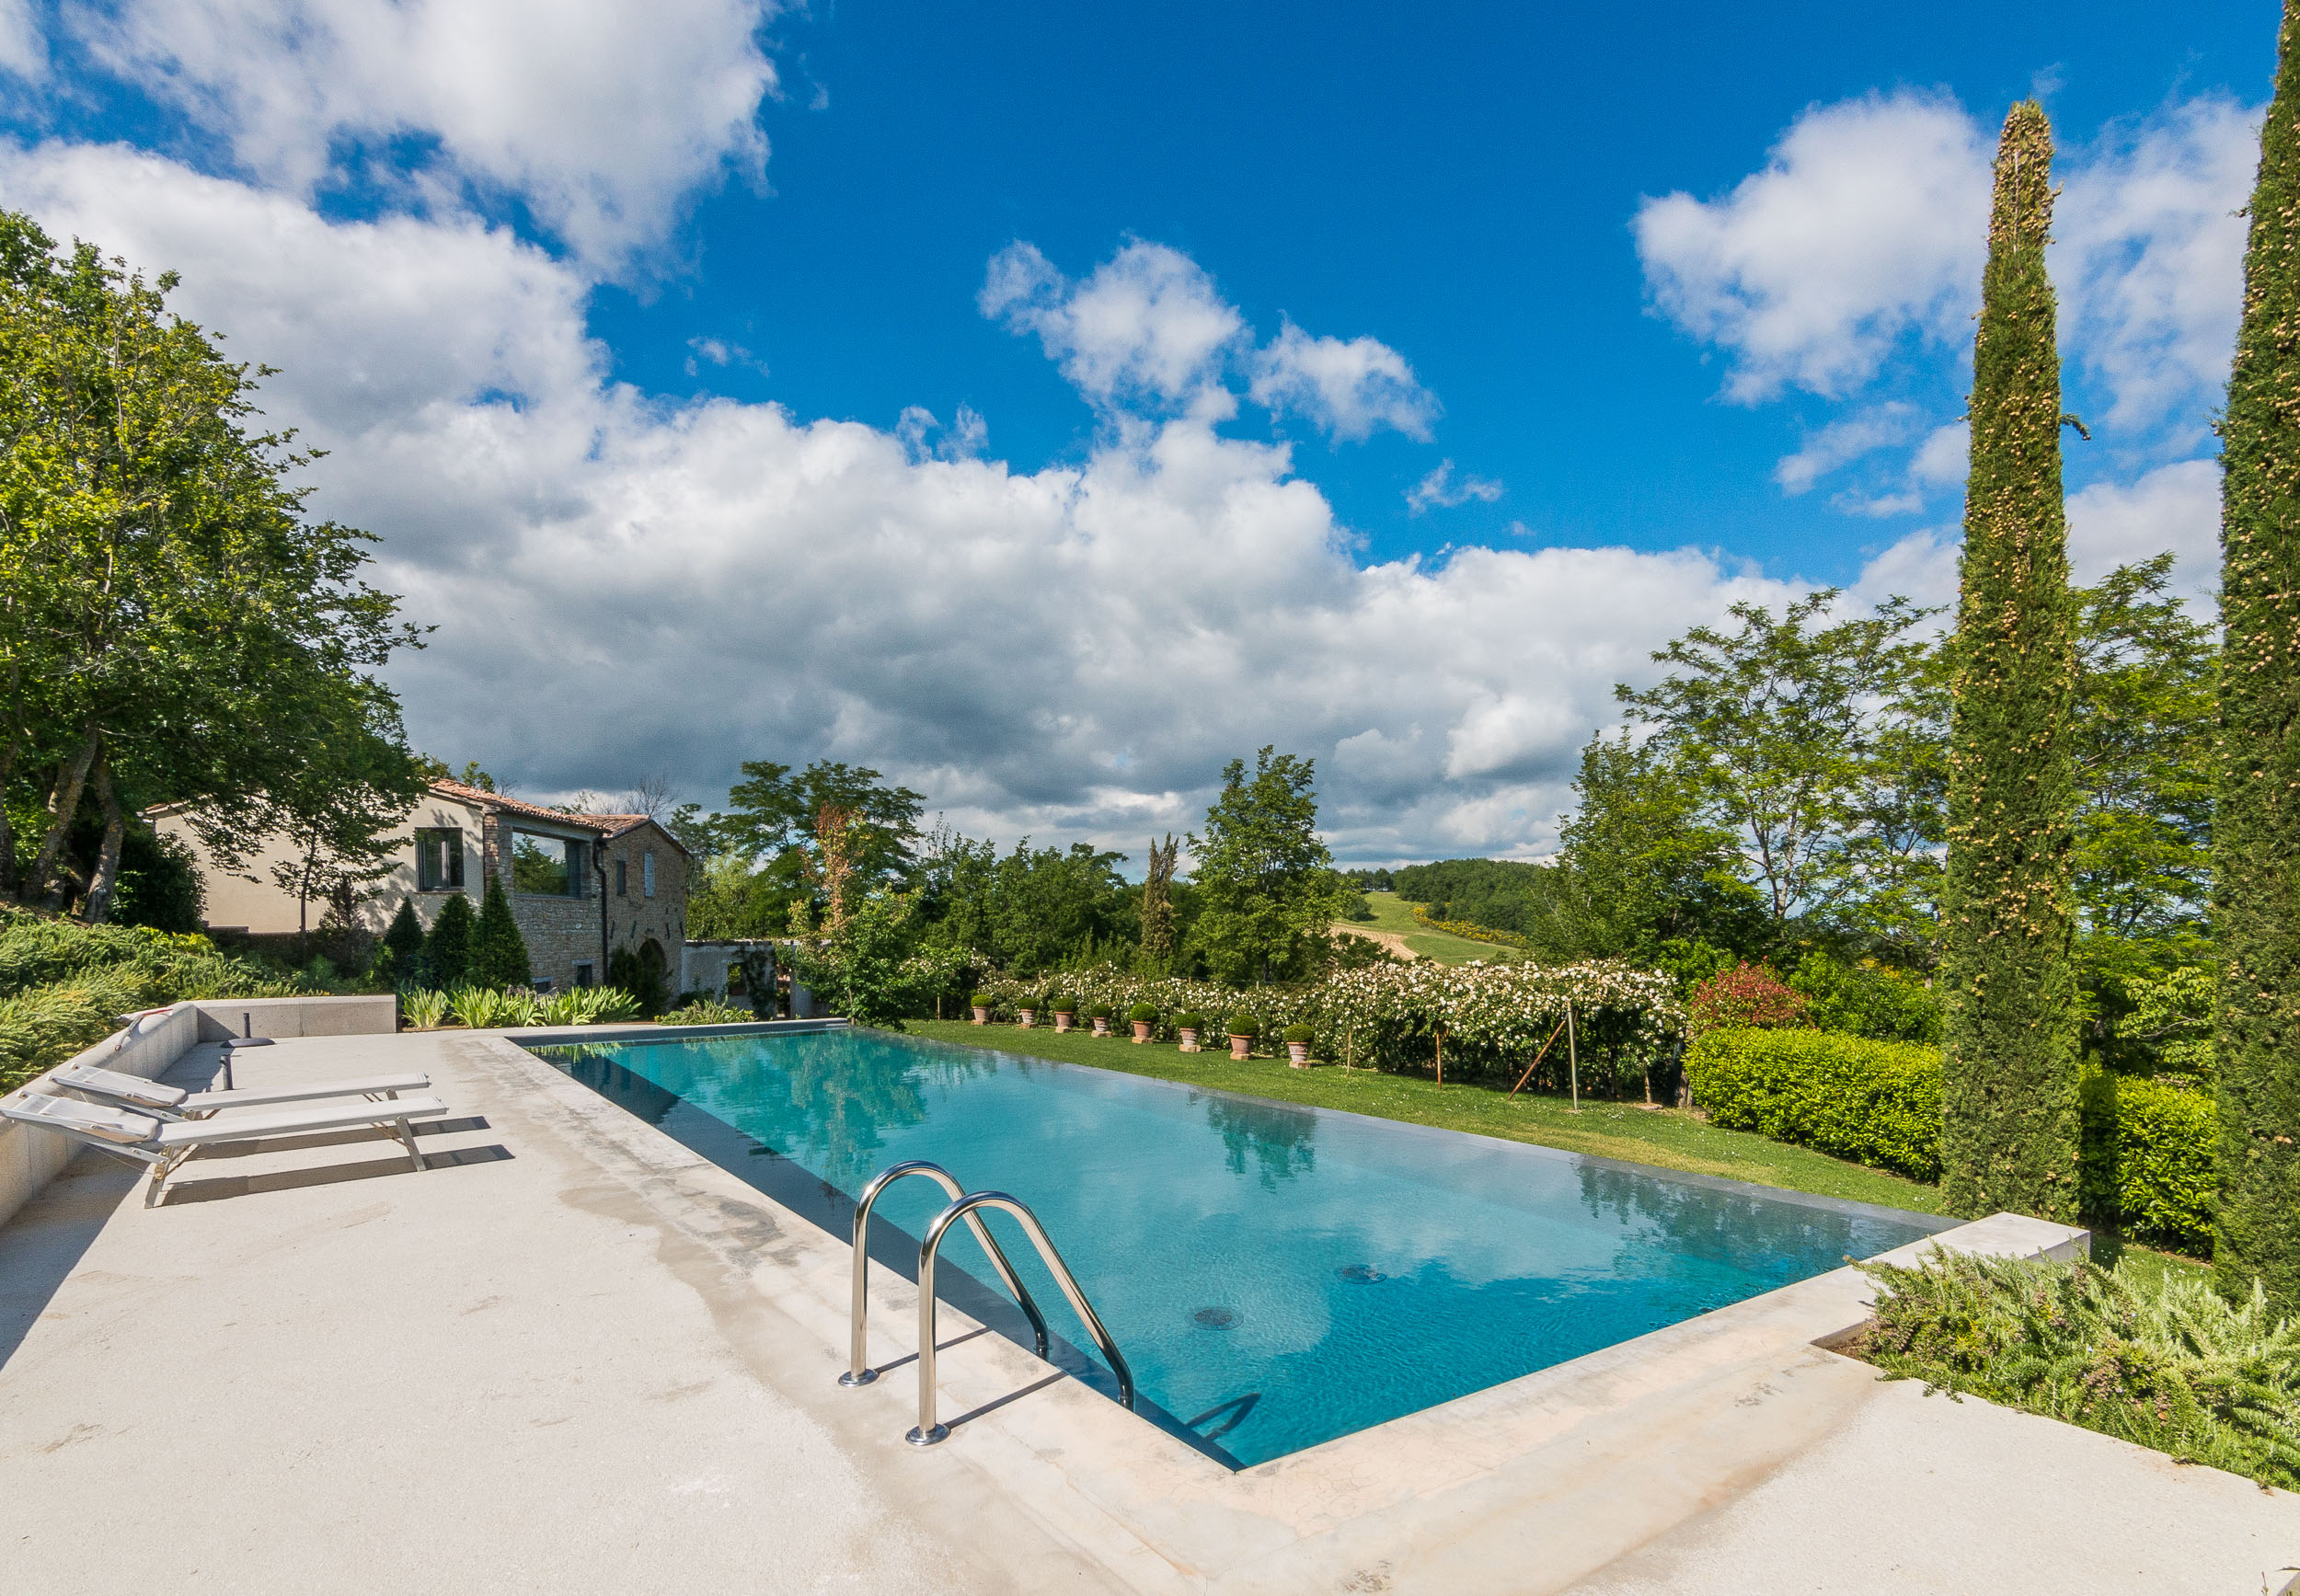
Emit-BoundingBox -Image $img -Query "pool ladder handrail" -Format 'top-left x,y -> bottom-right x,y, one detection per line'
911,1190 -> 1134,1446
842,1161 -> 1050,1386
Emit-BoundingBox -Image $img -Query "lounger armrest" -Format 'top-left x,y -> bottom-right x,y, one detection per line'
153,1096 -> 451,1148
178,1072 -> 432,1113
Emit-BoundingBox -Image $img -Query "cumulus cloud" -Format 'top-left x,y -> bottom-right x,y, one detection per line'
2065,457 -> 2221,592
1909,421 -> 1968,488
0,0 -> 42,78
2056,96 -> 2259,435
1633,90 -> 1990,402
63,0 -> 781,265
1248,318 -> 1436,442
980,240 -> 1244,409
2,141 -> 1823,860
1404,460 -> 1502,515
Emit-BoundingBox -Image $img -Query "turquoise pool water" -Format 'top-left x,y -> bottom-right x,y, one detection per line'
534,1028 -> 1947,1467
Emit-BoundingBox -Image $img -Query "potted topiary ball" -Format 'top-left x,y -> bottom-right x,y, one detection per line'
970,991 -> 993,1025
1128,1002 -> 1157,1042
1089,1004 -> 1112,1037
1052,995 -> 1076,1033
1018,995 -> 1039,1028
1175,1011 -> 1204,1052
1283,1023 -> 1316,1067
1227,1015 -> 1259,1061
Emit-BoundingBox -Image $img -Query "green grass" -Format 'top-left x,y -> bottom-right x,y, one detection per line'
902,1018 -> 1949,1216
1350,891 -> 1524,964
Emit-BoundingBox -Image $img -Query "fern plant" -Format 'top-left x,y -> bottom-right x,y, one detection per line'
1855,1250 -> 2300,1490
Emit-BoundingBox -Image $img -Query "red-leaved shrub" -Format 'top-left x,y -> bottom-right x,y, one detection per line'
1686,961 -> 1810,1036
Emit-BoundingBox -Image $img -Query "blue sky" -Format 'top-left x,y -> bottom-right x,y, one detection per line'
0,2 -> 2275,862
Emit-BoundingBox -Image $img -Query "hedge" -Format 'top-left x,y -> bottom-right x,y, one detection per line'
1685,1028 -> 1943,1181
1687,1027 -> 2218,1254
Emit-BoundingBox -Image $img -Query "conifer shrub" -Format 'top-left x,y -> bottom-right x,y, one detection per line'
374,899 -> 425,984
473,877 -> 532,989
1938,101 -> 2083,1223
1851,1251 -> 2300,1492
2215,0 -> 2300,1313
424,893 -> 477,987
2081,1068 -> 2218,1257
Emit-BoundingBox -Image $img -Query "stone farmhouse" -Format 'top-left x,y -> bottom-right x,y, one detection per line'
153,779 -> 690,992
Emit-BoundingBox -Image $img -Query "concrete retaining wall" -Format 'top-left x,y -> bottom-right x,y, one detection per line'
0,993 -> 398,1232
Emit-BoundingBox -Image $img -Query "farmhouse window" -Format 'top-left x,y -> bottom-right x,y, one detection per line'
415,828 -> 464,891
615,858 -> 627,896
512,831 -> 590,897
643,850 -> 656,898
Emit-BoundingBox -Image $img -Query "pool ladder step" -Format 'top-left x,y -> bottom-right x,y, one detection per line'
841,1160 -> 1134,1446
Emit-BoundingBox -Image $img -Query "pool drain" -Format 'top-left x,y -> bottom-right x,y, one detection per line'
1193,1306 -> 1240,1329
1337,1264 -> 1386,1283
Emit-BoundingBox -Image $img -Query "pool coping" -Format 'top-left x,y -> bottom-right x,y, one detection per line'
473,1024 -> 2092,1590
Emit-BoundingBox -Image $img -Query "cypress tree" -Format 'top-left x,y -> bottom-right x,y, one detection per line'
1938,102 -> 2082,1222
383,899 -> 425,964
473,875 -> 532,989
425,890 -> 477,987
2216,2 -> 2300,1312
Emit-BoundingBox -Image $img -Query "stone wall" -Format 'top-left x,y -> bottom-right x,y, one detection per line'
477,813 -> 690,990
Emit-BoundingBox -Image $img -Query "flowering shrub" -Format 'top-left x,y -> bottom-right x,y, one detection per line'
976,959 -> 1686,1094
1685,961 -> 1809,1036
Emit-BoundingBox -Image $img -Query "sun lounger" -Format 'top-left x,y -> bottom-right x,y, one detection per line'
50,1060 -> 431,1120
0,1087 -> 452,1206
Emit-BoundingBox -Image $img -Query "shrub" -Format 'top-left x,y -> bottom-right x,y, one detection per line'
1685,1028 -> 1943,1181
1127,1002 -> 1157,1023
1788,950 -> 1943,1045
1174,1010 -> 1205,1031
662,997 -> 754,1026
2081,1068 -> 2217,1256
1852,1250 -> 2300,1492
473,877 -> 532,989
0,972 -> 149,1091
425,893 -> 477,986
1227,1015 -> 1260,1038
1283,1023 -> 1315,1044
1088,1004 -> 1111,1019
399,988 -> 450,1029
970,991 -> 994,1008
1050,994 -> 1075,1015
1686,961 -> 1809,1036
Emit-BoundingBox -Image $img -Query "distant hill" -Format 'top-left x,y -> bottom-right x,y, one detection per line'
1389,858 -> 1568,938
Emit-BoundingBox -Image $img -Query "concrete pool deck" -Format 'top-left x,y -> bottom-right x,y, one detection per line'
1,1026 -> 2294,1593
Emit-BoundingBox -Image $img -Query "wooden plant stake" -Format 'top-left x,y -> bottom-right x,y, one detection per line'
1434,1026 -> 1444,1087
1566,1002 -> 1580,1112
1507,1016 -> 1570,1098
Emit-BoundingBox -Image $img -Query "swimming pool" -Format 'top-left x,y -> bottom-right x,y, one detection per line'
533,1027 -> 1949,1467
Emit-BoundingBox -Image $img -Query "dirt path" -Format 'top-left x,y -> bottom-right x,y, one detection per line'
1333,921 -> 1419,960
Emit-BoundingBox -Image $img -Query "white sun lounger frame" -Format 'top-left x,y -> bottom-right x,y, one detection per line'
0,1088 -> 451,1206
48,1060 -> 431,1120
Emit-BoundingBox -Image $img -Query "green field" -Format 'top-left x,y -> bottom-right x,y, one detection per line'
1345,891 -> 1523,964
903,1017 -> 1945,1214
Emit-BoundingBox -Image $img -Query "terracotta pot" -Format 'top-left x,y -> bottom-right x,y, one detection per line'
1018,1008 -> 1036,1028
1229,1034 -> 1252,1061
1131,1020 -> 1152,1042
1053,1012 -> 1075,1032
1178,1028 -> 1201,1053
971,1005 -> 989,1025
1288,1042 -> 1311,1067
1091,1016 -> 1110,1037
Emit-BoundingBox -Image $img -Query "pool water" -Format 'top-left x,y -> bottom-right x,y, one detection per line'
534,1028 -> 1947,1467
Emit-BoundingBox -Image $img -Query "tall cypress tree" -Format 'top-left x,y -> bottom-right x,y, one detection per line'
424,890 -> 477,988
2216,2 -> 2300,1312
1938,102 -> 2082,1222
473,875 -> 533,989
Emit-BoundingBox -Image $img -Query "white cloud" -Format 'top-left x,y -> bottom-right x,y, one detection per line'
1633,89 -> 1991,402
3,141 -> 1820,860
0,0 -> 42,78
1405,460 -> 1503,515
1248,318 -> 1436,442
65,0 -> 780,266
2055,96 -> 2258,435
980,239 -> 1244,409
1847,527 -> 1961,613
1773,402 -> 1915,495
2065,457 -> 2220,592
1909,421 -> 1968,488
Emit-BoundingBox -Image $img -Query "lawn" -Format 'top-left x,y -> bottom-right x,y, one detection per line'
1348,891 -> 1524,964
903,1017 -> 1949,1216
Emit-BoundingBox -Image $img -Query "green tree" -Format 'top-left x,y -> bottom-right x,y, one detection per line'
258,680 -> 426,958
376,898 -> 424,983
719,759 -> 924,881
783,890 -> 934,1028
1140,833 -> 1179,971
0,212 -> 420,915
1186,747 -> 1347,985
1938,102 -> 2083,1223
473,876 -> 531,989
2215,0 -> 2300,1312
424,891 -> 477,988
1616,590 -> 1938,942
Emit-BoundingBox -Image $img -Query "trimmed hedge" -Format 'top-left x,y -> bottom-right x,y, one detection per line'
1689,1027 -> 2219,1254
2081,1069 -> 2217,1257
1685,1028 -> 1943,1181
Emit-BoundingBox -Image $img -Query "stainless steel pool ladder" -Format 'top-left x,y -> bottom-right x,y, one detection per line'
843,1161 -> 1135,1447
